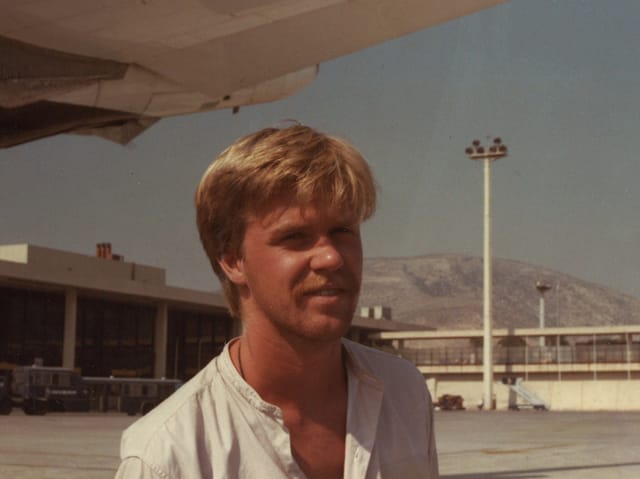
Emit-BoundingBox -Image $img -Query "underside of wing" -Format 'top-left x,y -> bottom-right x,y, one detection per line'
0,0 -> 506,148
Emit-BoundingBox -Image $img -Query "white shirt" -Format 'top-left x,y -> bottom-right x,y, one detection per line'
116,339 -> 439,479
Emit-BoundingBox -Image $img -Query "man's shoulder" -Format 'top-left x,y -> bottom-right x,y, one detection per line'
342,339 -> 424,384
120,355 -> 223,460
343,339 -> 433,419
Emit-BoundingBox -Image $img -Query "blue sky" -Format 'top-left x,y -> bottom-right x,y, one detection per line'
2,0 -> 640,298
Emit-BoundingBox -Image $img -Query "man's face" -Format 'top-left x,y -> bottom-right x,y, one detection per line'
223,196 -> 363,344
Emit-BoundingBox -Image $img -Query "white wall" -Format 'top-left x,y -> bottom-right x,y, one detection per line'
429,377 -> 640,411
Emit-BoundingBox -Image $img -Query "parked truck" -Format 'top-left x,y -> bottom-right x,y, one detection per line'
8,366 -> 90,414
0,365 -> 180,416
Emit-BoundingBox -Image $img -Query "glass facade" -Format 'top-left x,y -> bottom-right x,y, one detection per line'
76,297 -> 155,377
76,297 -> 156,377
0,286 -> 64,367
1,285 -> 233,379
167,310 -> 232,379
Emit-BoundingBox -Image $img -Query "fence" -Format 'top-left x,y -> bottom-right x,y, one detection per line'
398,343 -> 640,366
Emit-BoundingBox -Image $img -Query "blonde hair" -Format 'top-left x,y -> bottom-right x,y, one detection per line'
195,125 -> 377,317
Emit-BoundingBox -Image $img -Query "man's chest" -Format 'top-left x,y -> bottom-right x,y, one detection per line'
284,403 -> 347,479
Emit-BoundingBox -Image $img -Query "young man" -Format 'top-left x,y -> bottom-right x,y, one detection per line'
115,125 -> 439,478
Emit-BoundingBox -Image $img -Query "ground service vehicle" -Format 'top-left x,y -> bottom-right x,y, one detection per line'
1,365 -> 181,416
10,366 -> 90,414
83,376 -> 181,416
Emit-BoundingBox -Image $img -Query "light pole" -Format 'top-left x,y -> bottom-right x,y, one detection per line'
536,281 -> 552,347
465,137 -> 508,410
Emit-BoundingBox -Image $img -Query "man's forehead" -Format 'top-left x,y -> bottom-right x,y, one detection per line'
250,196 -> 358,228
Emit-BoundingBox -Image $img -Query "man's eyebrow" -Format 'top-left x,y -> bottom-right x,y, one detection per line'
266,219 -> 306,235
334,216 -> 360,228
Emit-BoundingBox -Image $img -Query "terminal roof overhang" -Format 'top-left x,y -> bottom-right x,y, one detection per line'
0,244 -> 228,312
0,0 -> 507,148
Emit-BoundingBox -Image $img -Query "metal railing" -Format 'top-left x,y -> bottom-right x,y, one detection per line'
396,344 -> 640,366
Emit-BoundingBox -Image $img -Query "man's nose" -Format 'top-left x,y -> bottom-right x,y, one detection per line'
309,239 -> 344,272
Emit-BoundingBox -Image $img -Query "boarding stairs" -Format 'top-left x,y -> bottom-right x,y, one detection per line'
506,378 -> 548,410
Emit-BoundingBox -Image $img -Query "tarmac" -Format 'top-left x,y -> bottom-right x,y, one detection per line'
0,409 -> 639,478
435,410 -> 640,478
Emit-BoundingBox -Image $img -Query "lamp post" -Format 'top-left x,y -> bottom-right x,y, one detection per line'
536,281 -> 552,347
465,137 -> 508,410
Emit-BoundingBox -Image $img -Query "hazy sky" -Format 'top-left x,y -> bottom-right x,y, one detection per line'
2,0 -> 640,299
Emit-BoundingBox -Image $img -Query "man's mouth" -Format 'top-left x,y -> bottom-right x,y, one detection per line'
307,288 -> 342,296
299,280 -> 351,298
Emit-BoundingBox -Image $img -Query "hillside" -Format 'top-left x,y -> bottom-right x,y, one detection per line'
358,255 -> 640,329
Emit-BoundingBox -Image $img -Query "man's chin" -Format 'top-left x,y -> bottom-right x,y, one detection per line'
291,314 -> 353,344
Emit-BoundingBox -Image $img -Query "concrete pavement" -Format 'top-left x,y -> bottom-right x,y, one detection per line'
435,410 -> 640,478
0,409 -> 639,478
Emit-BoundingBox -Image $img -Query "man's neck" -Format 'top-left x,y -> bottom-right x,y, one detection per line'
233,329 -> 347,409
231,329 -> 348,479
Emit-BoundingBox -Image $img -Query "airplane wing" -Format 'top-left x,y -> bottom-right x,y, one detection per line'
0,0 -> 507,148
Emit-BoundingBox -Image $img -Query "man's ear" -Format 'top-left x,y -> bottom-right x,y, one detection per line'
218,253 -> 247,286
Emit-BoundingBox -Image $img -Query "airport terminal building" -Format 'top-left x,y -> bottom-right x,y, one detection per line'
371,326 -> 640,411
0,243 -> 413,381
0,244 -> 235,379
3,243 -> 639,410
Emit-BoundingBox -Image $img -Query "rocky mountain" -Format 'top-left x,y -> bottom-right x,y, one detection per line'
358,255 -> 640,330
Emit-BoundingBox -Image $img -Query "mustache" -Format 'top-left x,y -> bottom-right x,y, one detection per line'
294,276 -> 355,295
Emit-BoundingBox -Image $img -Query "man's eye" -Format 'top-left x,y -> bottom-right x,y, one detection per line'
282,232 -> 305,241
334,226 -> 356,235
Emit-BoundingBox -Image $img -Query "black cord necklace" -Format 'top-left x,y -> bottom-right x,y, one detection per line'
237,340 -> 245,380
